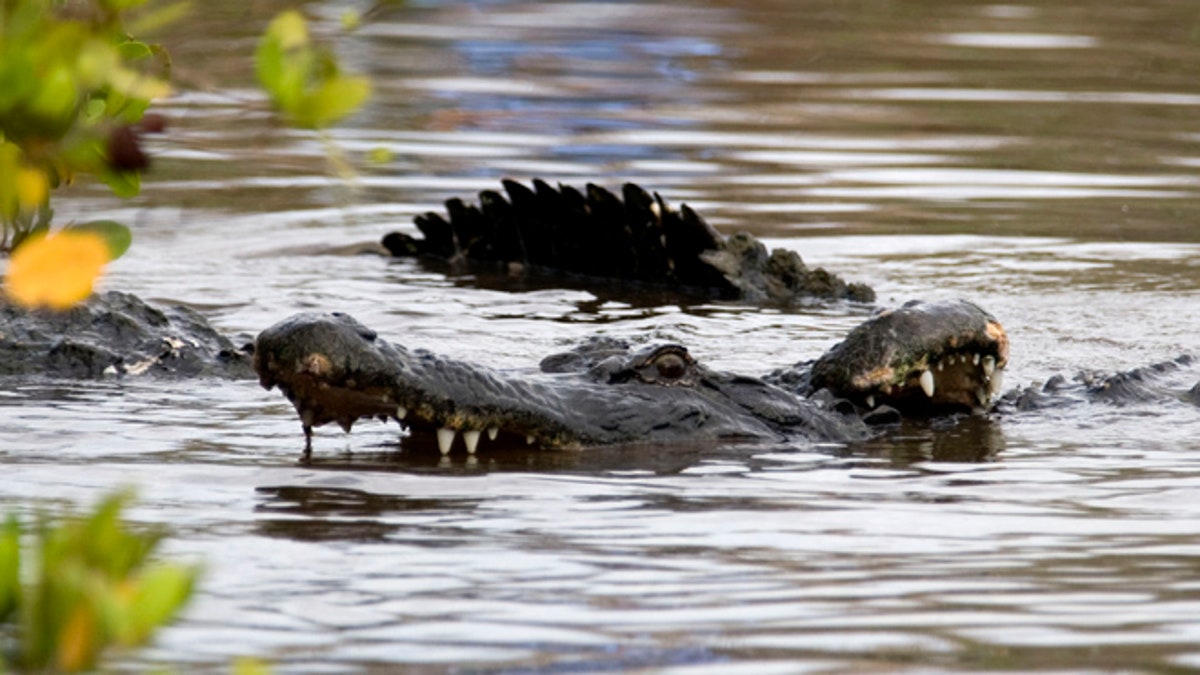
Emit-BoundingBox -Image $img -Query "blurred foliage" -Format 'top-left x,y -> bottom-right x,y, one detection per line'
1,0 -> 178,309
256,10 -> 371,130
0,0 -> 174,251
0,491 -> 198,672
4,230 -> 111,309
2,2 -> 374,311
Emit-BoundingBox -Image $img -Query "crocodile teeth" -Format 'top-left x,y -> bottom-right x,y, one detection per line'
919,370 -> 935,398
396,406 -> 407,420
937,360 -> 944,372
976,387 -> 990,406
463,430 -> 481,454
437,428 -> 456,455
526,435 -> 535,445
973,353 -> 982,366
865,395 -> 875,409
982,355 -> 995,377
988,371 -> 1004,396
487,427 -> 499,441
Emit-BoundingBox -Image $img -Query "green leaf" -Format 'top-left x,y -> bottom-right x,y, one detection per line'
116,40 -> 154,62
66,220 -> 133,260
298,75 -> 371,129
100,170 -> 141,199
26,65 -> 79,135
255,11 -> 311,114
256,9 -> 371,129
0,142 -> 20,222
120,564 -> 197,645
0,52 -> 36,116
83,98 -> 106,122
126,1 -> 193,36
101,0 -> 152,11
254,34 -> 288,102
0,515 -> 19,623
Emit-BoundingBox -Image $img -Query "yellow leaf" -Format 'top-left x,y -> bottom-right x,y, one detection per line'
268,10 -> 310,50
106,67 -> 172,101
16,167 -> 49,212
5,231 -> 110,310
340,10 -> 361,31
233,656 -> 274,675
366,147 -> 394,165
57,604 -> 98,672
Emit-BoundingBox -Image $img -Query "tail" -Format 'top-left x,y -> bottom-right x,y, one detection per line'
382,179 -> 874,305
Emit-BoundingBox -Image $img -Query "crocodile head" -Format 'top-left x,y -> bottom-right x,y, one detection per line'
809,299 -> 1009,412
254,313 -> 865,453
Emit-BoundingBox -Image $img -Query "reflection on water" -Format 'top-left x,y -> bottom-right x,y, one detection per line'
3,0 -> 1200,671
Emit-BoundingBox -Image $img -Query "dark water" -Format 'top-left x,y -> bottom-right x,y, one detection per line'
3,0 -> 1200,671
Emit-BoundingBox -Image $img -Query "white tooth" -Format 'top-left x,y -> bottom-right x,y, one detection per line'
463,430 -> 481,454
973,353 -> 981,366
982,355 -> 995,377
976,387 -> 989,406
946,355 -> 955,366
865,395 -> 875,409
526,435 -> 535,445
937,360 -> 944,372
437,428 -> 456,455
988,371 -> 1004,396
396,406 -> 407,420
919,370 -> 935,398
487,427 -> 499,441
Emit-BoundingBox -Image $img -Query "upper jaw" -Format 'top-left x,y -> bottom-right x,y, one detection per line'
254,313 -> 590,451
253,314 -> 801,452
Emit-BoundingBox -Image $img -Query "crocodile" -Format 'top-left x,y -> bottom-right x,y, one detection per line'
997,355 -> 1199,412
0,290 -> 253,379
253,299 -> 1012,455
381,179 -> 874,306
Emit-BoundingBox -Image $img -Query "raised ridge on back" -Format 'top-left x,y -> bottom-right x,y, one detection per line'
382,179 -> 874,305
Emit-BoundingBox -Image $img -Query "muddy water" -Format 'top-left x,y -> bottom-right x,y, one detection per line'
4,0 -> 1200,671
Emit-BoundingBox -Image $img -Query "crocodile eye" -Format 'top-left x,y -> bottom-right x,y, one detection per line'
653,353 -> 688,380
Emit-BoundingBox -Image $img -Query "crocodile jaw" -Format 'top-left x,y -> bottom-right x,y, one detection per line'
811,299 -> 1010,412
253,313 -> 590,451
253,313 -> 815,453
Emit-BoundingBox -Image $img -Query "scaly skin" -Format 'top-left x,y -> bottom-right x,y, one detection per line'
808,299 -> 1010,412
253,300 -> 1010,455
382,180 -> 875,306
0,291 -> 253,379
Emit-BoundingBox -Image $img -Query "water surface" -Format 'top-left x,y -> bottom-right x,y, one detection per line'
3,0 -> 1200,671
